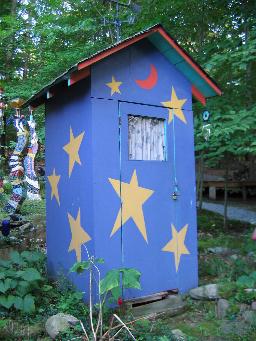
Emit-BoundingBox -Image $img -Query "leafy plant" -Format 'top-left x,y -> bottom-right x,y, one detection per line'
70,255 -> 141,340
0,250 -> 45,314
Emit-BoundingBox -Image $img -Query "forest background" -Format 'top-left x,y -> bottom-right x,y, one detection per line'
0,0 -> 255,182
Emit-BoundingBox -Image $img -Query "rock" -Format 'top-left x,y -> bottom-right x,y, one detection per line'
244,288 -> 256,293
247,251 -> 255,258
207,247 -> 233,255
171,329 -> 187,341
242,310 -> 256,326
189,284 -> 219,300
230,254 -> 238,261
45,313 -> 79,339
221,320 -> 249,336
217,299 -> 230,319
251,301 -> 256,311
239,303 -> 250,313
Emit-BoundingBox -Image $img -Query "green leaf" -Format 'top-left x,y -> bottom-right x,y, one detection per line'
237,275 -> 255,288
111,286 -> 122,300
70,261 -> 90,274
0,272 -> 5,280
21,251 -> 43,263
23,294 -> 35,313
250,272 -> 256,281
13,296 -> 23,310
100,269 -> 120,294
0,260 -> 11,268
121,268 -> 141,290
42,284 -> 53,292
10,251 -> 25,265
0,279 -> 12,293
95,258 -> 104,264
0,295 -> 15,309
16,281 -> 30,297
20,268 -> 42,282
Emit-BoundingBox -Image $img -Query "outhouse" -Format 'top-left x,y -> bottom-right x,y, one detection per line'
24,24 -> 221,300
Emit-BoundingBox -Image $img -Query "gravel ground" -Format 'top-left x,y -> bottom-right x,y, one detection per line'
202,201 -> 256,224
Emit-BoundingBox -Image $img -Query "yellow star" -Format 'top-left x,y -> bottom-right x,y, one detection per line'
161,86 -> 187,124
63,127 -> 85,177
162,224 -> 190,272
47,168 -> 61,206
106,76 -> 122,96
109,170 -> 154,243
68,208 -> 91,262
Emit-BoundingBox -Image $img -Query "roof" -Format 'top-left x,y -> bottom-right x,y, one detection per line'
24,24 -> 221,108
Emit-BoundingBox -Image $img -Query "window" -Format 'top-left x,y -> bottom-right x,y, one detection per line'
128,115 -> 166,161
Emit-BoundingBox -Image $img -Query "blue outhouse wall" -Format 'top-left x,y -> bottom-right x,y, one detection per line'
45,38 -> 198,301
45,78 -> 95,292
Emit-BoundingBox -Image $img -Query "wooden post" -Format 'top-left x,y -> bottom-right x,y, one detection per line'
223,164 -> 229,230
198,154 -> 204,211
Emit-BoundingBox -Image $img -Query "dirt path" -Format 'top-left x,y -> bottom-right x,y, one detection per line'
202,201 -> 256,224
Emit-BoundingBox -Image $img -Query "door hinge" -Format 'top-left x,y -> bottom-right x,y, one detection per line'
118,116 -> 122,126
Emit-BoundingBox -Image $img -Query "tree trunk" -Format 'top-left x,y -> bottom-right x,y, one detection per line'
198,154 -> 204,211
223,164 -> 229,230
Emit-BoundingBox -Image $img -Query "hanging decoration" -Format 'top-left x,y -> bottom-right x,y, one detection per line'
24,108 -> 41,200
4,98 -> 28,214
202,110 -> 211,141
0,86 -> 7,195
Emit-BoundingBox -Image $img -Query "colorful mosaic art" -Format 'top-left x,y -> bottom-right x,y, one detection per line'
4,115 -> 28,214
24,114 -> 41,200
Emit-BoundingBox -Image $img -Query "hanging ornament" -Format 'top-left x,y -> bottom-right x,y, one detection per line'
4,99 -> 28,214
202,110 -> 211,141
24,107 -> 41,200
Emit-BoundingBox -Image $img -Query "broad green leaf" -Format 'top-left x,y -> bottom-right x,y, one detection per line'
20,268 -> 42,282
0,279 -> 12,293
121,268 -> 141,290
10,251 -> 25,265
250,272 -> 256,281
95,258 -> 104,264
70,261 -> 90,273
237,275 -> 255,288
100,269 -> 120,294
23,294 -> 35,313
21,251 -> 43,263
16,281 -> 30,297
13,296 -> 23,310
111,286 -> 122,300
0,295 -> 15,309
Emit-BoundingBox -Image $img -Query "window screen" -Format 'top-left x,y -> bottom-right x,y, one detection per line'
128,115 -> 166,161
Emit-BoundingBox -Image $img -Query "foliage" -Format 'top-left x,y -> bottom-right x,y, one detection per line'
0,250 -> 45,314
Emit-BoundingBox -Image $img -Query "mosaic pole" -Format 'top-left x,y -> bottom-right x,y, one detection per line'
24,108 -> 41,200
0,87 -> 7,195
4,99 -> 28,214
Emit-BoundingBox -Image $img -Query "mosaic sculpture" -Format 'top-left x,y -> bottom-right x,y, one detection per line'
0,87 -> 7,195
4,99 -> 28,214
24,112 -> 41,200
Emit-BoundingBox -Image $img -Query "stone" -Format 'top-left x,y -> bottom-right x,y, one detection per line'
230,254 -> 238,261
239,303 -> 250,313
244,288 -> 256,293
251,301 -> 256,311
217,299 -> 230,319
207,247 -> 231,255
220,320 -> 249,336
171,329 -> 187,341
242,310 -> 256,326
45,313 -> 79,339
189,284 -> 219,300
